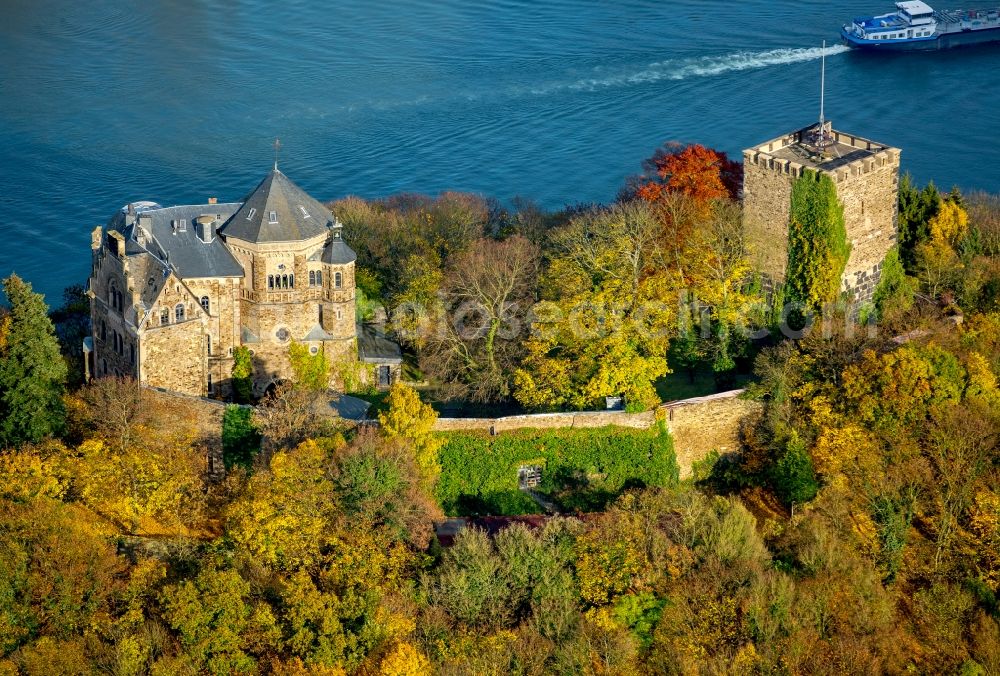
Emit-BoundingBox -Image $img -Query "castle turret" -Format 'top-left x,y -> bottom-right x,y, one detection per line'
319,218 -> 356,339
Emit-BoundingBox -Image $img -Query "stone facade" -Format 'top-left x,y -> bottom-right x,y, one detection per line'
743,124 -> 901,304
88,169 -> 361,398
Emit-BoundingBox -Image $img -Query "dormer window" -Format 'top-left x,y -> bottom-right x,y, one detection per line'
298,205 -> 311,219
268,210 -> 278,224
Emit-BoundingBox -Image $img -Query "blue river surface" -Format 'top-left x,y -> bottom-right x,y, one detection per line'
1,0 -> 999,301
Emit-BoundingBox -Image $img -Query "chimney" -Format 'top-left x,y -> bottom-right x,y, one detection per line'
106,230 -> 126,258
208,197 -> 217,205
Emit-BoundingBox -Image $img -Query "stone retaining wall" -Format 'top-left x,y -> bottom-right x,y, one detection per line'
432,390 -> 763,478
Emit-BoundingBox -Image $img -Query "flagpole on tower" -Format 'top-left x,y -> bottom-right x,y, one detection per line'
820,40 -> 826,129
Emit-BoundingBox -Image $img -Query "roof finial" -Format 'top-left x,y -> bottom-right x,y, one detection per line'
273,138 -> 281,171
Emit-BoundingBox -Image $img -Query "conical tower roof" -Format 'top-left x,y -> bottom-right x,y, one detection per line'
220,169 -> 332,243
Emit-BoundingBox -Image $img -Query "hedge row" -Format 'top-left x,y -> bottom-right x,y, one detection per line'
436,423 -> 678,516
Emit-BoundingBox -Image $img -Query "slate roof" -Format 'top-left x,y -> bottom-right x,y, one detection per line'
321,235 -> 357,265
357,323 -> 402,364
127,251 -> 171,310
114,204 -> 245,279
302,324 -> 334,341
220,169 -> 333,243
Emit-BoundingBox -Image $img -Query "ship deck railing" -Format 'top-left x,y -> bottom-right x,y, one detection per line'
935,8 -> 1000,26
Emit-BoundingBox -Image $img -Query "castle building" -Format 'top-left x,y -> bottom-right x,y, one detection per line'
742,122 -> 901,303
87,168 -> 396,397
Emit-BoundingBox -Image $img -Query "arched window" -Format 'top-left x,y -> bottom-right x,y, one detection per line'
268,275 -> 275,290
281,274 -> 288,289
200,296 -> 210,313
100,320 -> 107,341
175,304 -> 185,322
335,272 -> 342,289
206,335 -> 212,355
160,308 -> 169,325
316,270 -> 322,287
108,287 -> 115,307
309,270 -> 316,286
289,273 -> 294,288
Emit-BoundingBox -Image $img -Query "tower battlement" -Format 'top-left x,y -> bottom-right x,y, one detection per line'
743,125 -> 901,180
742,123 -> 901,304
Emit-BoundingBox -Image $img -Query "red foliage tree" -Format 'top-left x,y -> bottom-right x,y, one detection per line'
630,143 -> 743,204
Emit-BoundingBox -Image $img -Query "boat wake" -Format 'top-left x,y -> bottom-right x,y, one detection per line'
534,45 -> 851,94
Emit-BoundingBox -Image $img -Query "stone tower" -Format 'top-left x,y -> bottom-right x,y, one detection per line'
742,123 -> 901,303
219,169 -> 356,393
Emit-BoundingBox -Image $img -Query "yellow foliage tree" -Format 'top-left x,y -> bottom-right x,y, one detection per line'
378,383 -> 442,490
969,490 -> 1000,585
378,642 -> 432,676
226,439 -> 334,570
514,203 -> 676,411
929,199 -> 969,246
72,434 -> 205,536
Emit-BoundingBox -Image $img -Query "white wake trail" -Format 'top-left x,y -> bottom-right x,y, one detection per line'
536,45 -> 850,94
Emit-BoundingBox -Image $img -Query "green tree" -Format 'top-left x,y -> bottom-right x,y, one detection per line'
770,432 -> 818,509
898,174 -> 941,273
159,566 -> 267,674
221,405 -> 260,470
230,345 -> 254,403
0,275 -> 68,446
785,172 -> 850,314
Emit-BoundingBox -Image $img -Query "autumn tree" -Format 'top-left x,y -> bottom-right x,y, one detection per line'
75,376 -> 146,454
378,383 -> 442,491
0,274 -> 68,446
420,236 -> 539,401
629,143 -> 742,206
225,439 -> 336,570
72,433 -> 206,535
252,381 -> 335,454
159,566 -> 266,674
515,202 -> 675,410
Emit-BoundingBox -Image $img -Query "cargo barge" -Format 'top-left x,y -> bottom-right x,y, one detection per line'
842,1 -> 1000,50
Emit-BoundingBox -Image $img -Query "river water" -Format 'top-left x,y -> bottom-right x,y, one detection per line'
1,0 -> 998,300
